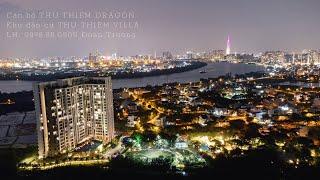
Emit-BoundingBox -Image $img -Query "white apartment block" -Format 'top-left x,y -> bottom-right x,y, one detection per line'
33,77 -> 114,158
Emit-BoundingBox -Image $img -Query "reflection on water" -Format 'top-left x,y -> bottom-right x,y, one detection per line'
0,80 -> 35,93
279,81 -> 320,88
0,62 -> 265,93
112,62 -> 264,89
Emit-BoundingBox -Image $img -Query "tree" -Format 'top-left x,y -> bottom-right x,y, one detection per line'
230,120 -> 245,130
245,123 -> 262,139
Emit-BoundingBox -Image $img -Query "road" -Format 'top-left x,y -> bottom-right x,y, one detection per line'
104,136 -> 125,158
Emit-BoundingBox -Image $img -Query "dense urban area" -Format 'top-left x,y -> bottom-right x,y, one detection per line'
0,48 -> 320,179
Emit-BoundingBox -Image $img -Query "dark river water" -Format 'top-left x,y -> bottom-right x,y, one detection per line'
0,62 -> 265,93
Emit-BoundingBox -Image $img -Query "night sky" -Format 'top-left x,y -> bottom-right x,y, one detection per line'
0,0 -> 319,57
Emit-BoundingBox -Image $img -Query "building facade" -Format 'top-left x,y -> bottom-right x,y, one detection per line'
33,77 -> 114,158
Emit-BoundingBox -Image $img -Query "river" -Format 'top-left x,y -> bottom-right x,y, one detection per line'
0,62 -> 265,93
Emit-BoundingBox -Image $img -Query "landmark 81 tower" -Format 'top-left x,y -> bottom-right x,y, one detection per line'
226,35 -> 231,55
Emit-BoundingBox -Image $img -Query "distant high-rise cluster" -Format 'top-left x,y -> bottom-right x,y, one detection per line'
162,51 -> 173,60
209,50 -> 225,60
261,51 -> 286,64
33,77 -> 115,158
186,51 -> 194,59
261,50 -> 320,65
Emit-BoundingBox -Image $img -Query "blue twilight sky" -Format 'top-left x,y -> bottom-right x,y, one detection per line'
0,0 -> 319,57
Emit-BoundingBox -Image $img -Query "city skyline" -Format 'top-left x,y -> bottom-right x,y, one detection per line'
0,0 -> 320,57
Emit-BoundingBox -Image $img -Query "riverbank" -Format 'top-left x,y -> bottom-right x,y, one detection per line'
0,62 -> 265,92
0,61 -> 207,82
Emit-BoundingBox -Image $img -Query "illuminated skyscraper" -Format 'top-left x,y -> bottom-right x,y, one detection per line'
292,52 -> 295,64
33,77 -> 115,158
226,35 -> 231,55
